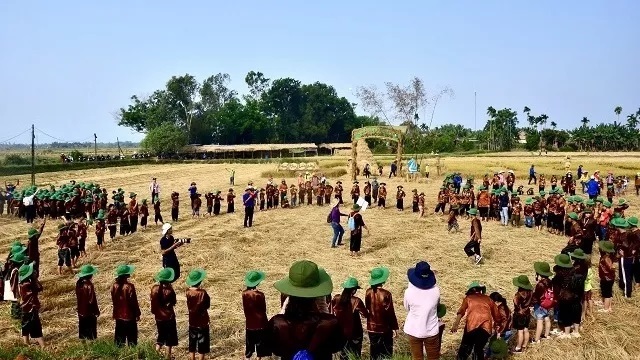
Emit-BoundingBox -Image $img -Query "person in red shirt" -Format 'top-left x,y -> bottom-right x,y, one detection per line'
242,270 -> 269,359
186,269 -> 211,360
151,268 -> 178,359
76,264 -> 100,342
139,199 -> 149,230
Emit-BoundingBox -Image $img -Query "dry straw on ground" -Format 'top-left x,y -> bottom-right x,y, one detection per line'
0,153 -> 639,359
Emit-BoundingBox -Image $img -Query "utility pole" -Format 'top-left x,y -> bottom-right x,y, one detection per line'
31,124 -> 35,186
474,91 -> 477,131
94,133 -> 97,158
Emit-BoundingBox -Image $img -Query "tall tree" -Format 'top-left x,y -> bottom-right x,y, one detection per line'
581,117 -> 590,127
484,107 -> 519,151
244,71 -> 271,101
550,121 -> 557,129
614,106 -> 623,123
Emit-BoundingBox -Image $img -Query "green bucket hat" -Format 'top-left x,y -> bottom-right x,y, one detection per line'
352,204 -> 361,211
10,240 -> 22,248
599,241 -> 615,253
585,199 -> 595,206
534,261 -> 553,277
611,217 -> 629,229
618,198 -> 628,206
554,254 -> 573,268
95,213 -> 105,220
512,275 -> 533,290
548,188 -> 556,195
437,303 -> 447,318
342,276 -> 361,289
477,185 -> 486,191
155,267 -> 175,283
77,264 -> 98,279
466,280 -> 486,294
369,267 -> 390,286
574,197 -> 584,204
603,200 -> 612,208
129,192 -> 137,199
468,208 -> 478,216
27,228 -> 40,238
628,217 -> 639,227
142,199 -> 148,205
10,252 -> 28,264
569,249 -> 588,260
10,244 -> 26,256
244,270 -> 266,287
568,212 -> 579,221
186,268 -> 207,287
488,338 -> 509,359
274,260 -> 332,298
525,198 -> 534,205
596,196 -> 605,203
115,264 -> 135,278
18,262 -> 35,282
539,190 -> 546,196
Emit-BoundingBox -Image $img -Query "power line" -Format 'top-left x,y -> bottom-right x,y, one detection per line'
0,127 -> 31,143
34,127 -> 92,143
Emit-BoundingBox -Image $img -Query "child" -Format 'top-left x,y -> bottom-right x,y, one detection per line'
140,199 -> 149,229
396,185 -> 405,211
227,189 -> 236,214
171,192 -> 180,222
213,191 -> 222,215
582,258 -> 594,323
56,224 -> 72,275
151,268 -> 178,359
192,193 -> 202,218
68,223 -> 79,268
412,189 -> 419,212
75,264 -> 99,342
532,262 -> 554,343
512,275 -> 533,353
464,208 -> 482,264
119,206 -> 131,236
511,197 -> 522,227
77,218 -> 88,257
154,197 -> 164,225
418,192 -> 426,218
95,211 -> 106,251
447,208 -> 459,233
18,262 -> 45,347
205,192 -> 214,216
377,183 -> 387,209
111,264 -> 140,347
487,292 -> 512,358
290,185 -> 297,207
598,241 -> 616,312
242,270 -> 268,360
259,189 -> 266,211
186,269 -> 211,360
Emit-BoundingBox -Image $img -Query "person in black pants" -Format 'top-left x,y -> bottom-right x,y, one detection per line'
528,165 -> 537,184
243,187 -> 257,228
389,161 -> 398,178
451,282 -> 499,360
159,223 -> 183,282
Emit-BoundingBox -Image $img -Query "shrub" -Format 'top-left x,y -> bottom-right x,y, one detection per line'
70,149 -> 84,159
4,154 -> 31,165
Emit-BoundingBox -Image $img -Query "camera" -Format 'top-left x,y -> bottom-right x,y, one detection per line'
175,238 -> 191,245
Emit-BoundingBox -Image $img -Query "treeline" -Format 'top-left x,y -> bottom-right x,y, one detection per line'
117,72 -> 382,154
0,141 -> 139,150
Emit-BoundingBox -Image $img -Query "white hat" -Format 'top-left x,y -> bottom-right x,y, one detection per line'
162,223 -> 172,235
507,170 -> 514,174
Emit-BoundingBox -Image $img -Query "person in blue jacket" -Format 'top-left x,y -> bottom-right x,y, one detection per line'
587,176 -> 600,199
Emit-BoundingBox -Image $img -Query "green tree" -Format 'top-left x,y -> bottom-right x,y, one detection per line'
581,117 -> 590,127
141,123 -> 188,154
614,106 -> 622,123
484,107 -> 519,151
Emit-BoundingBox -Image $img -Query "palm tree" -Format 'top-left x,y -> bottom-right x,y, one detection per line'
550,121 -> 557,129
614,106 -> 622,123
539,114 -> 548,129
627,114 -> 639,129
581,117 -> 590,128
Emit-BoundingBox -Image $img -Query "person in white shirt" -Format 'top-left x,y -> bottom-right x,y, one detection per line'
23,189 -> 39,224
149,178 -> 160,201
403,261 -> 441,360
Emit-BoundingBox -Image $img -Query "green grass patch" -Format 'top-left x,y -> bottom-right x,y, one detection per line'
0,340 -> 165,360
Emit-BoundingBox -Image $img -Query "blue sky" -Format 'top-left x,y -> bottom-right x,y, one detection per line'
1,1 -> 638,143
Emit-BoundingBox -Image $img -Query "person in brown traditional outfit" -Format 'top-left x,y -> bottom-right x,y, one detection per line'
396,186 -> 405,211
365,267 -> 398,360
139,199 -> 149,229
324,183 -> 333,205
242,270 -> 269,360
464,208 -> 483,264
128,193 -> 139,233
411,189 -> 419,213
476,186 -> 489,221
351,181 -> 360,204
112,264 -> 141,347
511,275 -> 534,354
315,185 -> 324,206
56,224 -> 72,275
364,181 -> 372,206
349,204 -> 369,256
151,268 -> 178,359
119,205 -> 131,236
192,193 -> 202,217
68,222 -> 80,267
290,185 -> 298,207
26,220 -> 46,276
227,188 -> 236,214
377,183 -> 387,209
95,211 -> 106,251
335,181 -> 344,204
170,192 -> 180,222
213,191 -> 222,215
418,192 -> 426,218
306,181 -> 313,206
186,269 -> 211,360
331,277 -> 367,360
76,264 -> 100,342
18,262 -> 45,347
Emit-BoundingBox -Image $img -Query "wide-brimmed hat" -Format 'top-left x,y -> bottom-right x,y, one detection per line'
342,276 -> 361,290
554,254 -> 573,268
585,199 -> 595,206
437,303 -> 447,318
95,212 -> 105,220
602,200 -> 612,208
466,281 -> 486,294
569,249 -> 588,260
539,190 -> 546,196
141,199 -> 147,205
407,261 -> 436,290
611,217 -> 629,228
489,338 -> 509,359
162,223 -> 172,235
27,228 -> 40,238
468,208 -> 478,216
618,198 -> 628,206
186,268 -> 207,287
18,262 -> 34,282
352,204 -> 361,211
353,181 -> 359,184
534,261 -> 553,277
10,244 -> 26,256
628,217 -> 638,227
599,241 -> 615,253
397,185 -> 403,189
115,264 -> 135,278
369,267 -> 390,286
525,198 -> 534,205
274,260 -> 332,298
129,192 -> 137,198
10,252 -> 28,264
77,264 -> 98,279
512,275 -> 533,290
244,270 -> 266,287
155,267 -> 175,283
568,212 -> 579,221
379,182 -> 386,186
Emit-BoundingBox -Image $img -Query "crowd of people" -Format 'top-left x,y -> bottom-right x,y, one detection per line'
1,163 -> 640,360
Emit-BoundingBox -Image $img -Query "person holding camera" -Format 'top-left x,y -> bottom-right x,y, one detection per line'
160,223 -> 190,283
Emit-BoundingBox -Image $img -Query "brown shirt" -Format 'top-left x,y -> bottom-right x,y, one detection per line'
267,312 -> 342,360
457,293 -> 500,334
495,302 -> 512,334
186,287 -> 210,328
111,281 -> 141,321
513,290 -> 533,317
243,289 -> 268,330
599,254 -> 616,281
365,288 -> 399,333
470,218 -> 482,241
330,294 -> 367,340
76,279 -> 100,317
150,284 -> 176,321
19,279 -> 43,313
